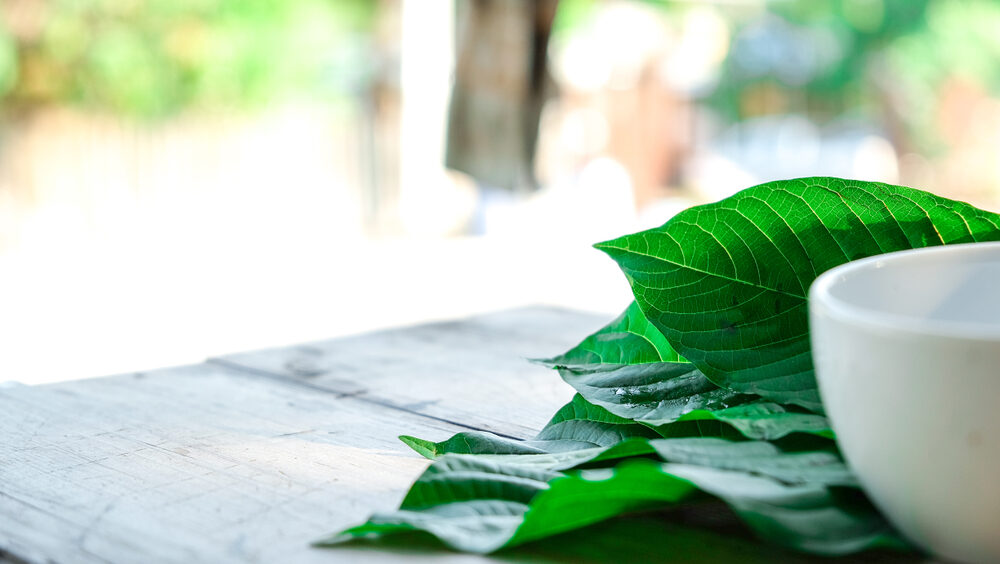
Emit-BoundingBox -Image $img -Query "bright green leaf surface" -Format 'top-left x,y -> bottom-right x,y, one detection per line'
596,177 -> 1000,411
536,301 -> 683,368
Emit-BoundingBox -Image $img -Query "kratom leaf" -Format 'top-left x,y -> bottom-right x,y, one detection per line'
648,438 -> 853,486
319,456 -> 558,553
409,437 -> 660,472
596,177 -> 1000,411
536,301 -> 683,368
553,362 -> 831,440
402,392 -> 770,470
555,361 -> 752,426
535,392 -> 663,446
539,309 -> 830,439
403,392 -> 829,472
320,441 -> 903,555
670,402 -> 834,440
661,464 -> 905,555
400,394 -> 660,460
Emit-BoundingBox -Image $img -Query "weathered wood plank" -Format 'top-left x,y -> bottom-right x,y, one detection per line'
216,306 -> 607,439
0,362 -> 503,564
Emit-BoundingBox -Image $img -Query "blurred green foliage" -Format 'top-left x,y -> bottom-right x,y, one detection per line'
4,0 -> 999,148
884,0 -> 1000,150
708,0 -> 930,122
551,0 -> 598,37
700,0 -> 1000,153
0,0 -> 375,118
552,0 -> 1000,156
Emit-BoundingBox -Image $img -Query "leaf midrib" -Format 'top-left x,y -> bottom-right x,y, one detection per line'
597,241 -> 807,301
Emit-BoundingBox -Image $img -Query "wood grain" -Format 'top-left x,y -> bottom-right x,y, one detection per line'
216,306 -> 607,439
0,307 -> 609,563
0,361 -> 491,563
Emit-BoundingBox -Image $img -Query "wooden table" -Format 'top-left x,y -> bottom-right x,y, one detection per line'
0,307 -> 911,563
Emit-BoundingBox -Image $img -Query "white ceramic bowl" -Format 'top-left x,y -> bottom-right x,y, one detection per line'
810,242 -> 1000,563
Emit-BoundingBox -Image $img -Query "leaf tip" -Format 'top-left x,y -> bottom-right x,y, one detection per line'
527,356 -> 560,369
592,238 -> 616,253
399,435 -> 439,459
311,534 -> 344,548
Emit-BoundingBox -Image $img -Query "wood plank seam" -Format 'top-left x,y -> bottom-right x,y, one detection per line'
206,358 -> 528,441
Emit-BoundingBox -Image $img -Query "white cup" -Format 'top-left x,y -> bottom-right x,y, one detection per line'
810,242 -> 1000,563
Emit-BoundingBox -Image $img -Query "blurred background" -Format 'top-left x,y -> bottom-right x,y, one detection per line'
3,0 -> 1000,384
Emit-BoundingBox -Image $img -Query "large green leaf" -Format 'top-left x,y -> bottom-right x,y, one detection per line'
596,177 -> 1000,411
320,439 -> 904,555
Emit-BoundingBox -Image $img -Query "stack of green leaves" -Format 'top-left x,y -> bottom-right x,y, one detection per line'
317,177 -> 1000,556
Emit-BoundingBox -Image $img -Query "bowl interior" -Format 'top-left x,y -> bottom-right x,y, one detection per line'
818,242 -> 1000,333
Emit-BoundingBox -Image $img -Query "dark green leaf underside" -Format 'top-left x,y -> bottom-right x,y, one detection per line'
555,362 -> 832,439
557,361 -> 745,425
400,394 -> 662,459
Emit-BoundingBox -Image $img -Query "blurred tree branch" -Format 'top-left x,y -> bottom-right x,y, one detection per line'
445,0 -> 558,192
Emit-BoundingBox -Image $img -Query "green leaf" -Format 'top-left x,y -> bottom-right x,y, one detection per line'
535,392 -> 664,446
536,301 -> 683,368
319,456 -> 557,553
539,302 -> 766,433
660,464 -> 905,555
537,306 -> 831,440
671,402 -> 834,441
466,439 -> 659,472
320,441 -> 904,555
556,361 -> 753,426
648,438 -> 854,487
554,361 -> 832,440
596,177 -> 1000,411
400,394 -> 661,458
401,392 -> 795,471
404,393 -> 830,474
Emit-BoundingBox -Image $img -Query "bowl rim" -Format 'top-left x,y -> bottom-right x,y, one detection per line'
809,241 -> 1000,341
